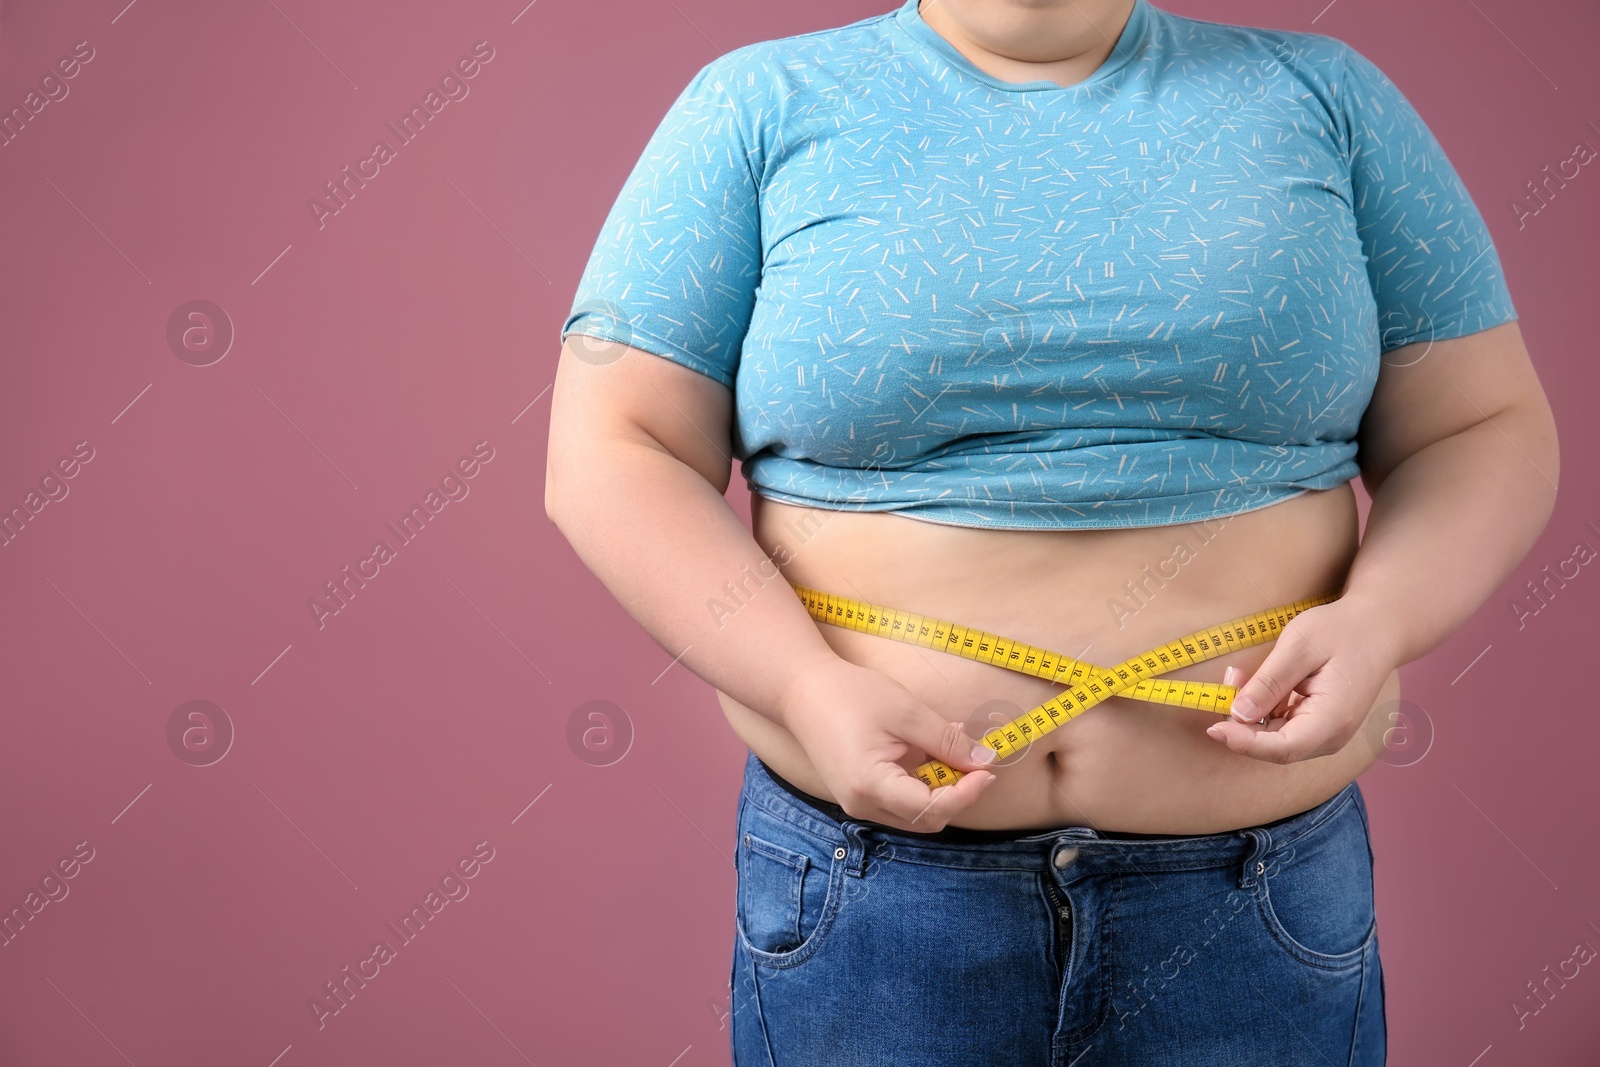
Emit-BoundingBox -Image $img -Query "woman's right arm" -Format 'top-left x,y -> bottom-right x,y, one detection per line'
544,336 -> 997,831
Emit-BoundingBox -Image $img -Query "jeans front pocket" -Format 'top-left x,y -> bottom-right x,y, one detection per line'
734,801 -> 846,969
1254,787 -> 1377,970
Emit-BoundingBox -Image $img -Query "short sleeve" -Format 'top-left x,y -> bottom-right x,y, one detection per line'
559,58 -> 763,389
1335,43 -> 1518,352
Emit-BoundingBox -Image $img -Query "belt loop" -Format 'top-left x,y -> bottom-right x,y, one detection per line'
1238,828 -> 1271,890
840,822 -> 870,878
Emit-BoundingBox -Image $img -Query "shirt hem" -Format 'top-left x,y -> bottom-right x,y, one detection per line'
559,323 -> 736,390
749,484 -> 1325,532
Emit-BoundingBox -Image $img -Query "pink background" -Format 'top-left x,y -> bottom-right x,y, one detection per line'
0,0 -> 1595,1063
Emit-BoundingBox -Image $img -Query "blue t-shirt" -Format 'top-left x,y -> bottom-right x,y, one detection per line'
560,0 -> 1517,530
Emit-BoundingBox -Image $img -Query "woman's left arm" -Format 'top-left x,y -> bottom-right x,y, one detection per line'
1207,319 -> 1560,763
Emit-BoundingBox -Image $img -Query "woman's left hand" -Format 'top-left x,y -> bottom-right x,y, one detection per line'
1205,596 -> 1399,764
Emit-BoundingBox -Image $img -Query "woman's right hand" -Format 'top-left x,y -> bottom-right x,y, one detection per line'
775,654 -> 999,834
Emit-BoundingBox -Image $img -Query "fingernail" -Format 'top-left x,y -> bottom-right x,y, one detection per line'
1207,724 -> 1226,740
1231,694 -> 1259,721
970,745 -> 997,766
1223,666 -> 1241,686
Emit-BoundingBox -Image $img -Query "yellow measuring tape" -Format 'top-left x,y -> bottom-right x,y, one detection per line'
789,584 -> 1341,788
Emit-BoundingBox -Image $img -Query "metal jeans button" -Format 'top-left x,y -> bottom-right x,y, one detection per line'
1053,847 -> 1080,869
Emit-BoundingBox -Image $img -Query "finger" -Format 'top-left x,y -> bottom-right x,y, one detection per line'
866,763 -> 995,833
913,714 -> 1003,774
1222,665 -> 1263,720
868,714 -> 1000,829
1227,622 -> 1325,724
1206,708 -> 1340,764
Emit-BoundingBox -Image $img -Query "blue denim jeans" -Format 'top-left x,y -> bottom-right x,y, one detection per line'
729,751 -> 1385,1066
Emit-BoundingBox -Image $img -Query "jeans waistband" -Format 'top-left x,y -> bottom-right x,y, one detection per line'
744,749 -> 1363,874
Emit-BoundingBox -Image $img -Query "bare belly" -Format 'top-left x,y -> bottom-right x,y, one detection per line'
716,484 -> 1397,835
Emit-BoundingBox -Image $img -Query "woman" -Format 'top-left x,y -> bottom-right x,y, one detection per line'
547,0 -> 1559,1062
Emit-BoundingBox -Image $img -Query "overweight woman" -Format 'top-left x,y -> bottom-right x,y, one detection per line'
546,0 -> 1559,1063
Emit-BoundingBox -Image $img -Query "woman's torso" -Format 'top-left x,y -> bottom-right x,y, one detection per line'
704,10 -> 1399,833
722,6 -> 1383,532
717,483 -> 1395,834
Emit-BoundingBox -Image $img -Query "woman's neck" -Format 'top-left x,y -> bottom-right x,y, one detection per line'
917,0 -> 1137,88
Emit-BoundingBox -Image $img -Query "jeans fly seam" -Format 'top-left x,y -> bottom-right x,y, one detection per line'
1041,873 -> 1071,980
1057,875 -> 1117,1056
